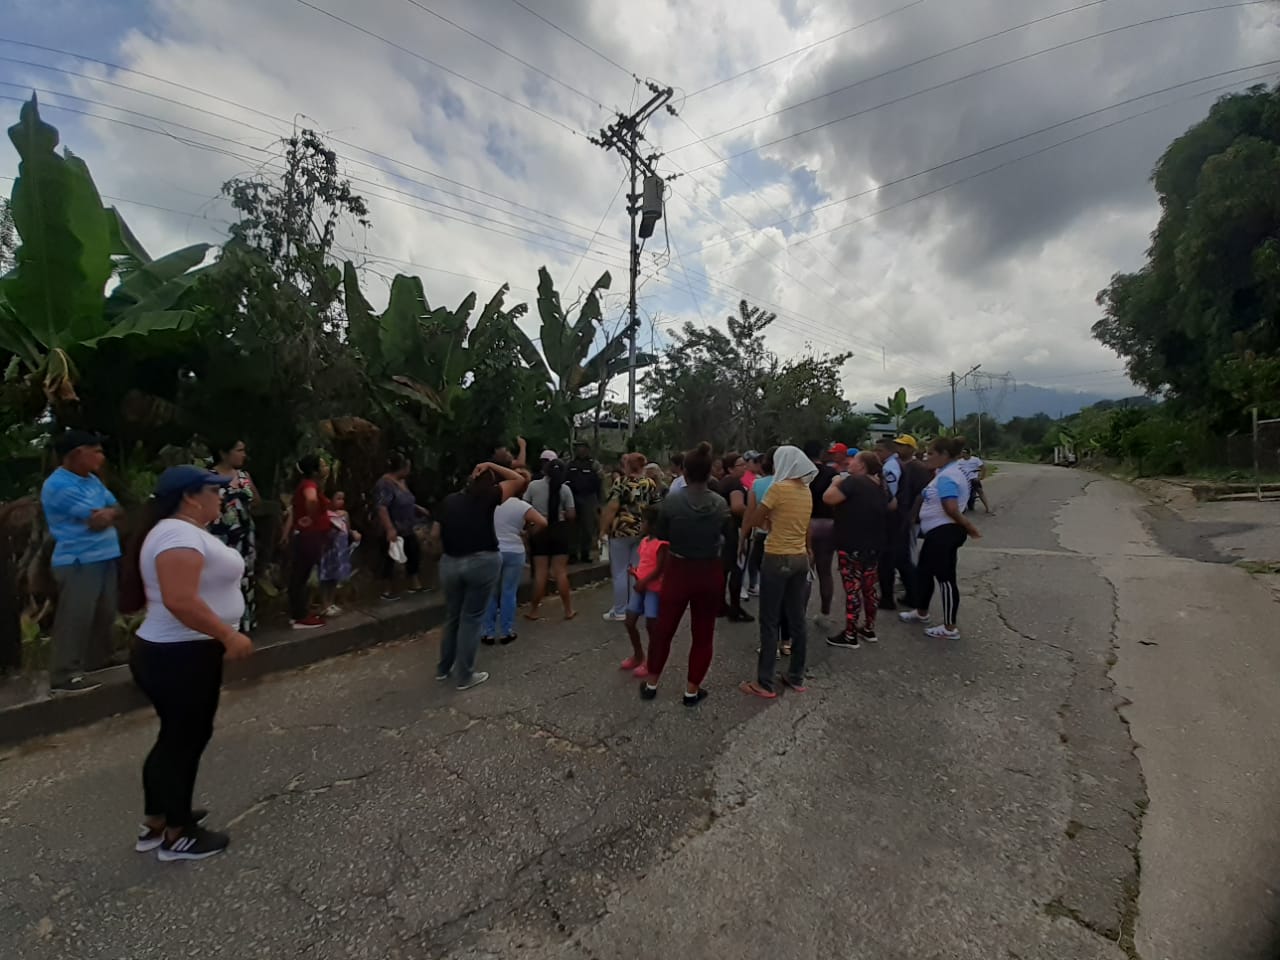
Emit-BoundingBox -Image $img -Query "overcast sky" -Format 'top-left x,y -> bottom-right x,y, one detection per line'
2,0 -> 1277,413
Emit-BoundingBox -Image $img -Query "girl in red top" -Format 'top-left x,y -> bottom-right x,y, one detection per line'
288,454 -> 331,629
621,507 -> 668,679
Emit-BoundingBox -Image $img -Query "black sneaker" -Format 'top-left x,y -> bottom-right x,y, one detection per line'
727,609 -> 755,623
827,632 -> 861,650
157,826 -> 229,862
639,683 -> 658,701
859,627 -> 879,644
499,634 -> 518,646
682,688 -> 709,707
50,676 -> 102,696
481,636 -> 496,646
136,809 -> 209,852
380,592 -> 401,602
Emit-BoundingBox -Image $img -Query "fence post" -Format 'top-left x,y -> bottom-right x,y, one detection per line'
1253,406 -> 1261,503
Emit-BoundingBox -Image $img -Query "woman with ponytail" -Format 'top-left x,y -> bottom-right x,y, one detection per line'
523,458 -> 578,621
128,465 -> 253,862
639,442 -> 728,707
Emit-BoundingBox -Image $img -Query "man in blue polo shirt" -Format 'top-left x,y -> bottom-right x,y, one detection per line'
40,430 -> 122,695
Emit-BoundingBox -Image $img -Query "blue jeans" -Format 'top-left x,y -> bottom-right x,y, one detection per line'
438,552 -> 502,685
608,536 -> 640,616
482,551 -> 525,638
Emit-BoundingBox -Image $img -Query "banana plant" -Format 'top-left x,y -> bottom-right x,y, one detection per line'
344,261 -> 477,416
0,95 -> 213,406
874,387 -> 923,432
508,266 -> 657,439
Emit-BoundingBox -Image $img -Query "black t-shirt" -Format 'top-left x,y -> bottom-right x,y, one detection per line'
439,488 -> 501,557
719,475 -> 747,529
809,463 -> 839,520
833,475 -> 889,554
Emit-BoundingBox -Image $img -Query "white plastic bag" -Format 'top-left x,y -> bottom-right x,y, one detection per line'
388,536 -> 408,565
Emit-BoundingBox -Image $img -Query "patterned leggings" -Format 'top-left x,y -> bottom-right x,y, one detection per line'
838,550 -> 880,635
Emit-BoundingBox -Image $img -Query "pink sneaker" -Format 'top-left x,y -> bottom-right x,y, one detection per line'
620,656 -> 643,671
632,664 -> 650,679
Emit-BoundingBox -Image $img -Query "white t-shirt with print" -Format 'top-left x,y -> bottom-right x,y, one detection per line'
137,518 -> 245,643
957,456 -> 985,481
918,464 -> 971,535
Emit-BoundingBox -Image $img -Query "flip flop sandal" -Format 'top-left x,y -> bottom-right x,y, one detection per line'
739,681 -> 777,700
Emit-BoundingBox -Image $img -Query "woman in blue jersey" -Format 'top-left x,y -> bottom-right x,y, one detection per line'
898,437 -> 982,640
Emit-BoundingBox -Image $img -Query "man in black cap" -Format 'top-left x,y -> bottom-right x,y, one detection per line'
566,440 -> 602,563
39,430 -> 122,694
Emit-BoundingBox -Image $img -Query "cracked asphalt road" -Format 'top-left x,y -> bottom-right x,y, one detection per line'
2,464 -> 1277,960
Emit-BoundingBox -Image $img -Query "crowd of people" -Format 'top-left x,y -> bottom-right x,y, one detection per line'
36,426 -> 989,861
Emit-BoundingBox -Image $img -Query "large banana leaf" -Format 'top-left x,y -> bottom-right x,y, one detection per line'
533,266 -> 613,385
3,95 -> 93,351
81,307 -> 203,347
343,260 -> 381,367
105,243 -> 209,314
381,274 -> 428,370
106,206 -> 151,264
0,294 -> 42,370
56,151 -> 112,343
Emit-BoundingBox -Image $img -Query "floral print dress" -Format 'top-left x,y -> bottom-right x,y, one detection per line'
210,469 -> 257,632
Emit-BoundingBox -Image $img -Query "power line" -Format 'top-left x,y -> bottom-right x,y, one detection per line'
685,0 -> 929,99
673,0 -> 1112,151
291,0 -> 587,137
680,1 -> 1268,173
565,173 -> 629,292
783,67 -> 1280,248
0,49 -> 625,244
664,114 -> 931,365
0,94 -> 634,275
696,59 -> 1280,252
505,0 -> 633,78
399,0 -> 609,110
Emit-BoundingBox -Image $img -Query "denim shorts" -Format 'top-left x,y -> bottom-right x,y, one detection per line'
626,589 -> 661,619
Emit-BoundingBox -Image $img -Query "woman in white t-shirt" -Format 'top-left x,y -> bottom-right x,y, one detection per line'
899,438 -> 982,640
128,465 -> 253,864
482,469 -> 546,645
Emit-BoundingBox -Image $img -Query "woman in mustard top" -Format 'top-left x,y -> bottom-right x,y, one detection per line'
741,445 -> 816,699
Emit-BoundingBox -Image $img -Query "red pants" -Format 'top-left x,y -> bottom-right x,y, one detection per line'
646,556 -> 723,687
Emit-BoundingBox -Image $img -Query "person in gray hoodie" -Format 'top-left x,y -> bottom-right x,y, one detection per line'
639,442 -> 728,707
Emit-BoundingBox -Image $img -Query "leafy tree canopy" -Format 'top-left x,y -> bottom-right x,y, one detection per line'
1094,82 -> 1280,423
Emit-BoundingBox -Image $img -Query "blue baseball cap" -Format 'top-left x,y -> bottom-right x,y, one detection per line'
155,465 -> 232,498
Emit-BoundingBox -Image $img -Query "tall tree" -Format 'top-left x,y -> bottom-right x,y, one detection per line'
643,301 -> 851,450
187,129 -> 371,492
1094,82 -> 1280,423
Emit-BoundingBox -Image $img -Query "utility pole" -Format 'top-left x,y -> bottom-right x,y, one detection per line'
949,364 -> 982,431
590,82 -> 674,441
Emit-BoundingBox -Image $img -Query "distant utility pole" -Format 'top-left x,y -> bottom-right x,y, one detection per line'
949,364 -> 982,431
589,81 -> 674,440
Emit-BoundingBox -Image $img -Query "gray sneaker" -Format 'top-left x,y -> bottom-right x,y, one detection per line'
456,671 -> 490,691
51,676 -> 102,696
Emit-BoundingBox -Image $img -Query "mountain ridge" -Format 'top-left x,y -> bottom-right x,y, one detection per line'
909,384 -> 1126,421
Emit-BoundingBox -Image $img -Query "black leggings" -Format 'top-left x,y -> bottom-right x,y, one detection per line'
131,639 -> 224,828
915,524 -> 967,624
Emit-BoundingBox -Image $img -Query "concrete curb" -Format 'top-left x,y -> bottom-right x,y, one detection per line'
0,562 -> 609,748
